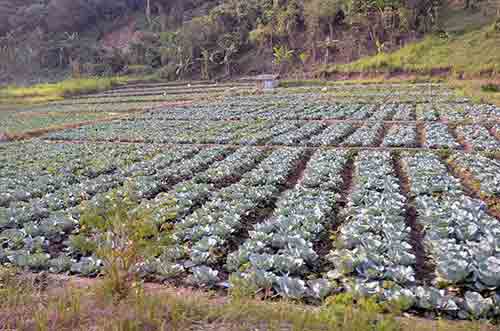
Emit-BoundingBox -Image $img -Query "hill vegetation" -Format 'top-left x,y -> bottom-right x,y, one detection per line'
0,0 -> 468,84
325,19 -> 500,76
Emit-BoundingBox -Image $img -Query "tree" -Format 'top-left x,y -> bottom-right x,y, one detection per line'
199,48 -> 211,80
318,37 -> 339,64
298,51 -> 311,78
215,33 -> 240,77
273,45 -> 294,73
305,0 -> 345,61
146,0 -> 151,23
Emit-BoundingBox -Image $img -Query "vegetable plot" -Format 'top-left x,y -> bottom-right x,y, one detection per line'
1,83 -> 500,320
327,151 -> 416,301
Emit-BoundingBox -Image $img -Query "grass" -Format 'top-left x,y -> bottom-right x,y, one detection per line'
280,76 -> 445,88
1,267 -> 495,331
322,23 -> 500,78
0,76 -> 133,105
450,79 -> 500,106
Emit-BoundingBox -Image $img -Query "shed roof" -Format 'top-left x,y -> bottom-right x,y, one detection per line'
240,74 -> 280,81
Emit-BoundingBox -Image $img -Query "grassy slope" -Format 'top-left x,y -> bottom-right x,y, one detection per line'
0,76 -> 132,105
0,267 -> 494,331
322,4 -> 500,77
325,24 -> 500,76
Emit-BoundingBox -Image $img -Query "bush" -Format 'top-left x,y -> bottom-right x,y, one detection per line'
121,65 -> 154,76
481,83 -> 500,93
157,64 -> 177,80
79,190 -> 176,300
494,18 -> 500,32
82,63 -> 113,76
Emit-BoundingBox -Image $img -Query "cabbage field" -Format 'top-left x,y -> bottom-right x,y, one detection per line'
1,82 -> 500,320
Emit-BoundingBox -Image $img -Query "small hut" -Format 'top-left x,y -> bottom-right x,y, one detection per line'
239,74 -> 280,90
253,74 -> 280,90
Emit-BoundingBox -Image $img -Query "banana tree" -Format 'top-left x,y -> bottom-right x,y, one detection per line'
273,45 -> 294,74
175,55 -> 193,80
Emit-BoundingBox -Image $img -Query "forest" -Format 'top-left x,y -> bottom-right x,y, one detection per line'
0,0 -> 452,82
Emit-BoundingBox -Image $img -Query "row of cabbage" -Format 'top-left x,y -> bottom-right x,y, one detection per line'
455,125 -> 500,150
439,104 -> 500,122
146,97 -> 495,123
341,122 -> 384,147
326,151 -> 417,305
147,101 -> 428,122
2,145 -> 280,275
141,148 -> 308,285
416,103 -> 500,123
400,152 -> 500,319
0,141 -> 164,208
0,145 -> 238,274
46,116 -> 498,149
68,146 -> 272,275
424,123 -> 461,149
382,124 -> 417,147
225,149 -> 350,299
447,153 -> 500,197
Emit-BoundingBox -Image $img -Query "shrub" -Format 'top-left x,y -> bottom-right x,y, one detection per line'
78,190 -> 176,300
157,64 -> 177,80
481,83 -> 500,93
121,65 -> 154,76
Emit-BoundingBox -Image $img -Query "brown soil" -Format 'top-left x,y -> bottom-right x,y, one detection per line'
314,152 -> 357,268
392,153 -> 434,283
447,124 -> 469,151
416,122 -> 426,148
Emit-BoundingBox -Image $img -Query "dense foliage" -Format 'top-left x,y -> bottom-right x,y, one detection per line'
0,0 -> 447,82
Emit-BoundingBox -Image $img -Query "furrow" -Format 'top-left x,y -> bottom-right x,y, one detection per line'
392,152 -> 432,283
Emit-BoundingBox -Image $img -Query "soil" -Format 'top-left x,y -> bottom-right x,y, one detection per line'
392,154 -> 435,283
314,153 -> 356,269
416,122 -> 426,148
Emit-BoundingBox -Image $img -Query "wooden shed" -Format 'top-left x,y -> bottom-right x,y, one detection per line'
254,74 -> 280,90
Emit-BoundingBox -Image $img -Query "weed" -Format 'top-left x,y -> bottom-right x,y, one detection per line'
78,190 -> 176,300
228,274 -> 260,300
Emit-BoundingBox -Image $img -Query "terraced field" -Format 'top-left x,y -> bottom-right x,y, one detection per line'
1,82 -> 499,320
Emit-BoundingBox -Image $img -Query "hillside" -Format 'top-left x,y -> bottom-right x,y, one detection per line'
1,0 -> 486,85
325,18 -> 500,77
